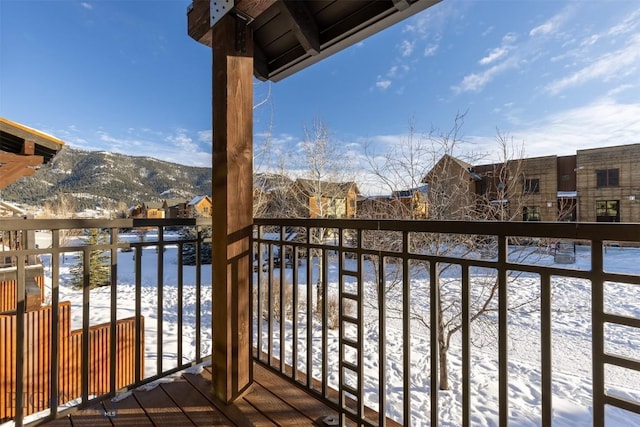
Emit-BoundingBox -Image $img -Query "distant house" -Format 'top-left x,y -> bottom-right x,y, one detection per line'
357,195 -> 395,219
253,173 -> 293,217
187,195 -> 213,218
422,154 -> 480,220
423,143 -> 640,223
358,186 -> 429,219
293,179 -> 359,219
145,202 -> 165,219
128,203 -> 147,219
391,185 -> 429,219
163,199 -> 189,218
129,198 -> 207,219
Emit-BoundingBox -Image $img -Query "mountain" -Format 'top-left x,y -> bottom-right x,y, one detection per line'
0,146 -> 212,211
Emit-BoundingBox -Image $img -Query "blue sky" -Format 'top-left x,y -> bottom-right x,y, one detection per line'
2,0 -> 639,190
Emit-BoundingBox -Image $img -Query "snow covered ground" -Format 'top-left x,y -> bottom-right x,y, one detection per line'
27,231 -> 640,426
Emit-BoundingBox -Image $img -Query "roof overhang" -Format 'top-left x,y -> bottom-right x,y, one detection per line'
188,0 -> 442,82
0,117 -> 65,189
0,117 -> 65,163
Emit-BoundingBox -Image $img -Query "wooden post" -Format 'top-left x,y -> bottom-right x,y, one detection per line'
211,14 -> 253,403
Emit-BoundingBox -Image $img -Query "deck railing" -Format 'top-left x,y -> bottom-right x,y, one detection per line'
0,217 -> 211,426
2,217 -> 639,426
253,218 -> 640,427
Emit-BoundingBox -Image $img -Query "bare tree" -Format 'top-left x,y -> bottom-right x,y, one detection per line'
255,118 -> 357,314
42,192 -> 82,246
293,119 -> 359,313
363,116 -> 542,390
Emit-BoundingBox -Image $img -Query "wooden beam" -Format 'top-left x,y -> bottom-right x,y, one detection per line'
22,140 -> 35,155
210,14 -> 254,403
187,0 -> 213,46
235,0 -> 277,20
0,152 -> 44,189
253,42 -> 269,81
0,152 -> 44,165
188,0 -> 277,47
0,163 -> 38,189
0,118 -> 64,152
392,0 -> 411,11
277,0 -> 320,55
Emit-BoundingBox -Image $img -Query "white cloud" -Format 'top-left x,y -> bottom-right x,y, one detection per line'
580,34 -> 600,47
502,32 -> 518,45
399,40 -> 415,57
376,79 -> 392,90
424,44 -> 438,57
79,128 -> 213,167
546,34 -> 640,95
607,84 -> 636,97
529,7 -> 573,37
454,31 -> 519,92
165,130 -> 199,154
453,56 -> 517,93
80,2 -> 93,10
197,130 -> 212,144
608,7 -> 640,36
479,46 -> 509,65
470,99 -> 640,161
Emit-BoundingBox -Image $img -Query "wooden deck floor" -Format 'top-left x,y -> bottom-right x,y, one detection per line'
42,363 -> 339,427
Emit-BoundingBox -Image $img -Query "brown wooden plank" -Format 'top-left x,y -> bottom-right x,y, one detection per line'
243,382 -> 316,427
160,379 -> 235,426
183,367 -> 276,427
132,384 -> 194,426
40,415 -> 73,426
102,393 -> 153,427
67,404 -> 113,427
253,364 -> 337,424
258,358 -> 403,427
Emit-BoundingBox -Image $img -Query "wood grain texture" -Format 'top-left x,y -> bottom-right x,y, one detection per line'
210,14 -> 254,403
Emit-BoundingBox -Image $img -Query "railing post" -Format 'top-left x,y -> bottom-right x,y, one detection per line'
592,240 -> 605,427
498,235 -> 509,427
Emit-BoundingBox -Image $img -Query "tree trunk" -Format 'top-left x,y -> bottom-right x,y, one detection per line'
315,249 -> 324,315
439,342 -> 449,390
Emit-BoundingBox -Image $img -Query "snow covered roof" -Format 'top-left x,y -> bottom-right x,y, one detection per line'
188,195 -> 207,206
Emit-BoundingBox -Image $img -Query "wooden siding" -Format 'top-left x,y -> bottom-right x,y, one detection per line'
0,302 -> 141,422
1,303 -> 71,421
67,316 -> 143,400
0,269 -> 44,313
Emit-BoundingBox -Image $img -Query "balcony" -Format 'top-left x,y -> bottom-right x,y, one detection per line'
1,217 -> 639,426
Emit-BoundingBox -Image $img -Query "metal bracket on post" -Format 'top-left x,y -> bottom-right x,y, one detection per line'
235,14 -> 248,54
210,0 -> 234,27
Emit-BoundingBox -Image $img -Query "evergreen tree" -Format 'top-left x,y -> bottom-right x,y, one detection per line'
70,228 -> 111,289
181,226 -> 212,265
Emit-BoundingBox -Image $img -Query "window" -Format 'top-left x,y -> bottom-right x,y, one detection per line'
596,169 -> 619,187
478,180 -> 487,195
596,200 -> 620,222
522,206 -> 541,221
523,178 -> 540,194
